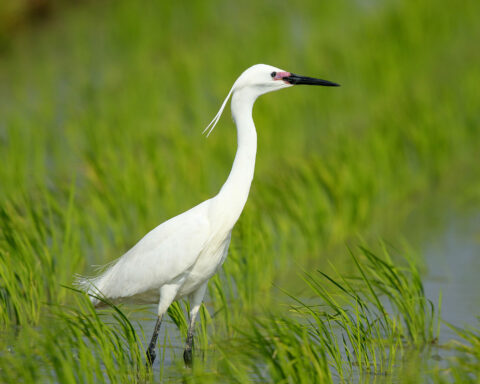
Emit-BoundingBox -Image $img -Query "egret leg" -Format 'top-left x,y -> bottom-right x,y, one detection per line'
183,282 -> 208,367
146,283 -> 181,367
146,316 -> 162,367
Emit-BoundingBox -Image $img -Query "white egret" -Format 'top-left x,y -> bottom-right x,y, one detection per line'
76,64 -> 339,367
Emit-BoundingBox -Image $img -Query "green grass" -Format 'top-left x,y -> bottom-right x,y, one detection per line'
1,0 -> 480,382
0,293 -> 151,383
219,246 -> 438,383
435,321 -> 480,383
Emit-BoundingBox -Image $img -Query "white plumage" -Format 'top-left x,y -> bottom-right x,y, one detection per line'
76,64 -> 339,367
81,202 -> 211,304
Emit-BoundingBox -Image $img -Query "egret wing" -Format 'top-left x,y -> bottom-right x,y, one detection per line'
88,201 -> 211,300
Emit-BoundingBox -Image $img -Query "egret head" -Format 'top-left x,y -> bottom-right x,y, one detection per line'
232,64 -> 339,96
203,63 -> 339,136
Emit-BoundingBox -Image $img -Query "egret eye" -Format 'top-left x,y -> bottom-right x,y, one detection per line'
271,71 -> 276,78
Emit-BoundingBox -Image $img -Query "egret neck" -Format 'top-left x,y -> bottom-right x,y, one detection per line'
214,89 -> 258,228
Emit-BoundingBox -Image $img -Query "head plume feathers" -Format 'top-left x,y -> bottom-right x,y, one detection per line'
202,82 -> 235,137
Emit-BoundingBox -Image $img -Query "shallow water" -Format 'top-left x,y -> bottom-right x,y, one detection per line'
423,213 -> 480,339
130,212 -> 480,379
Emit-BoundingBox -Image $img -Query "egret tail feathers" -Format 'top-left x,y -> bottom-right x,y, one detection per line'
73,259 -> 118,306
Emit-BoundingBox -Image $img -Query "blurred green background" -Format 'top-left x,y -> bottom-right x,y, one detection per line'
1,0 -> 479,382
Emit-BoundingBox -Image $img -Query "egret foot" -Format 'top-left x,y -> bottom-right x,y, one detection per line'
183,347 -> 193,367
183,331 -> 194,367
146,347 -> 156,367
145,316 -> 162,368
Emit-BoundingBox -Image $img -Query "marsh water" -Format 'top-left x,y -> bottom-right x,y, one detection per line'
423,213 -> 480,337
133,209 -> 480,379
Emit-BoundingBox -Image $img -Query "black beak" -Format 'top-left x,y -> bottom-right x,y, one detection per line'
284,73 -> 340,87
